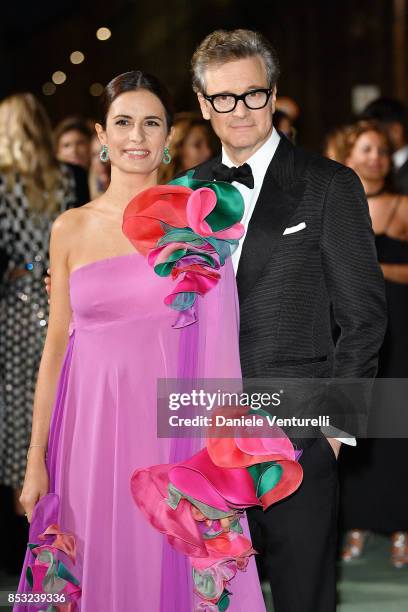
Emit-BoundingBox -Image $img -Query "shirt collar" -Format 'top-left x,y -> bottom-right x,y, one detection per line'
393,144 -> 408,170
221,128 -> 281,184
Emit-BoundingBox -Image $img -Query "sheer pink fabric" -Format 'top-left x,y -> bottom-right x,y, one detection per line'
14,253 -> 265,611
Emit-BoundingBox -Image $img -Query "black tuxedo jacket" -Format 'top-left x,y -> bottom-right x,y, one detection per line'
183,135 -> 387,438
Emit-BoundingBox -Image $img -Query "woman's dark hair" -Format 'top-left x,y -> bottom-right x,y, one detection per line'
54,116 -> 93,146
101,70 -> 174,132
360,97 -> 408,137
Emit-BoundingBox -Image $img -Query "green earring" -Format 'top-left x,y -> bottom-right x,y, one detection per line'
100,145 -> 109,162
162,147 -> 172,164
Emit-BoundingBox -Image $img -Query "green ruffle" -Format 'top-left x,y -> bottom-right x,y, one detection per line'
218,589 -> 231,611
167,482 -> 235,520
169,173 -> 245,232
247,461 -> 283,499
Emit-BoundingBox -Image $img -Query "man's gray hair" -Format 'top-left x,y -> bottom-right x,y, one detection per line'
191,29 -> 280,93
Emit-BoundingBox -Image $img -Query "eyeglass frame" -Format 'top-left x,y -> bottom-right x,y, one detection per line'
202,88 -> 274,113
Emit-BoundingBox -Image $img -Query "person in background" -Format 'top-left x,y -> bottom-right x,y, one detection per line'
55,117 -> 104,202
89,133 -> 110,199
323,124 -> 352,163
273,109 -> 295,142
360,98 -> 408,194
54,116 -> 93,169
158,113 -> 216,183
0,93 -> 88,574
275,97 -> 299,143
275,95 -> 300,124
340,120 -> 408,568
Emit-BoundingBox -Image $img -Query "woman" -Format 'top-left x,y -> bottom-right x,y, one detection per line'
54,117 -> 93,169
273,109 -> 295,142
340,120 -> 408,568
158,114 -> 215,183
14,71 -> 301,611
323,124 -> 352,163
55,118 -> 107,201
0,93 -> 87,572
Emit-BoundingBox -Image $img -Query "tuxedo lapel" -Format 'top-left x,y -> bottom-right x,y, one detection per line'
236,137 -> 306,304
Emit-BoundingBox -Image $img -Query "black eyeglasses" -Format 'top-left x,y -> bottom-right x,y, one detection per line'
203,88 -> 273,113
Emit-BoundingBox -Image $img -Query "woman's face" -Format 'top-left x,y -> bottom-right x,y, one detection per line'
57,129 -> 91,168
346,130 -> 391,181
180,125 -> 212,170
97,90 -> 170,176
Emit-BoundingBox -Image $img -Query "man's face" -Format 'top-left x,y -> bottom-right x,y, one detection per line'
198,55 -> 276,161
384,121 -> 405,151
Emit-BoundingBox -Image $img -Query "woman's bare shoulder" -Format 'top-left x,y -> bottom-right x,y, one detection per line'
51,204 -> 101,259
52,198 -> 104,237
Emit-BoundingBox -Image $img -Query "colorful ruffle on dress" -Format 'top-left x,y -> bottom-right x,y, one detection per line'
123,176 -> 304,611
23,493 -> 81,612
132,428 -> 303,612
123,173 -> 245,328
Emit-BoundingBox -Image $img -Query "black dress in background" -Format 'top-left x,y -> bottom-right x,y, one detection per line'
340,225 -> 408,532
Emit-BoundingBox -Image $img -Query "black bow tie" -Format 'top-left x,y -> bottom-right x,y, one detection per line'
212,162 -> 254,189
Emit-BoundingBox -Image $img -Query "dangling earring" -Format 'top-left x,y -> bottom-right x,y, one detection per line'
162,147 -> 172,165
100,145 -> 109,162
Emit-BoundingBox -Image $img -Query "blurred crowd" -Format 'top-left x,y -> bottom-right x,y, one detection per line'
324,99 -> 408,570
0,89 -> 408,579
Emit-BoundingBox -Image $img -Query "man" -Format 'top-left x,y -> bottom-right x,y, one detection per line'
361,97 -> 408,194
181,29 -> 387,611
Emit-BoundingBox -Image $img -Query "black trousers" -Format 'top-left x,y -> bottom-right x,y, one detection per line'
247,436 -> 339,612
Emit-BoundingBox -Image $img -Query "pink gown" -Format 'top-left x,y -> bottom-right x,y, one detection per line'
14,252 -> 266,612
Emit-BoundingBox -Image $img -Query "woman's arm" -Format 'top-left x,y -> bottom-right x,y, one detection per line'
20,210 -> 77,520
381,262 -> 408,284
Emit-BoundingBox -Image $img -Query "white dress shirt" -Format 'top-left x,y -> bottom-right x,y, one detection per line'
221,127 -> 356,446
222,128 -> 281,272
393,145 -> 408,170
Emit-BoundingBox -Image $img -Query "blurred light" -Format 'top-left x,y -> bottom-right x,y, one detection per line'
52,71 -> 67,85
70,51 -> 85,64
42,82 -> 56,96
96,27 -> 111,41
90,83 -> 104,97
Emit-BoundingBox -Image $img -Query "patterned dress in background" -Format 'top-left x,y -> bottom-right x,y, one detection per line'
0,166 -> 82,488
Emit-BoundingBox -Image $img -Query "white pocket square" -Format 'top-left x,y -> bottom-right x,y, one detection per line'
283,222 -> 306,235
